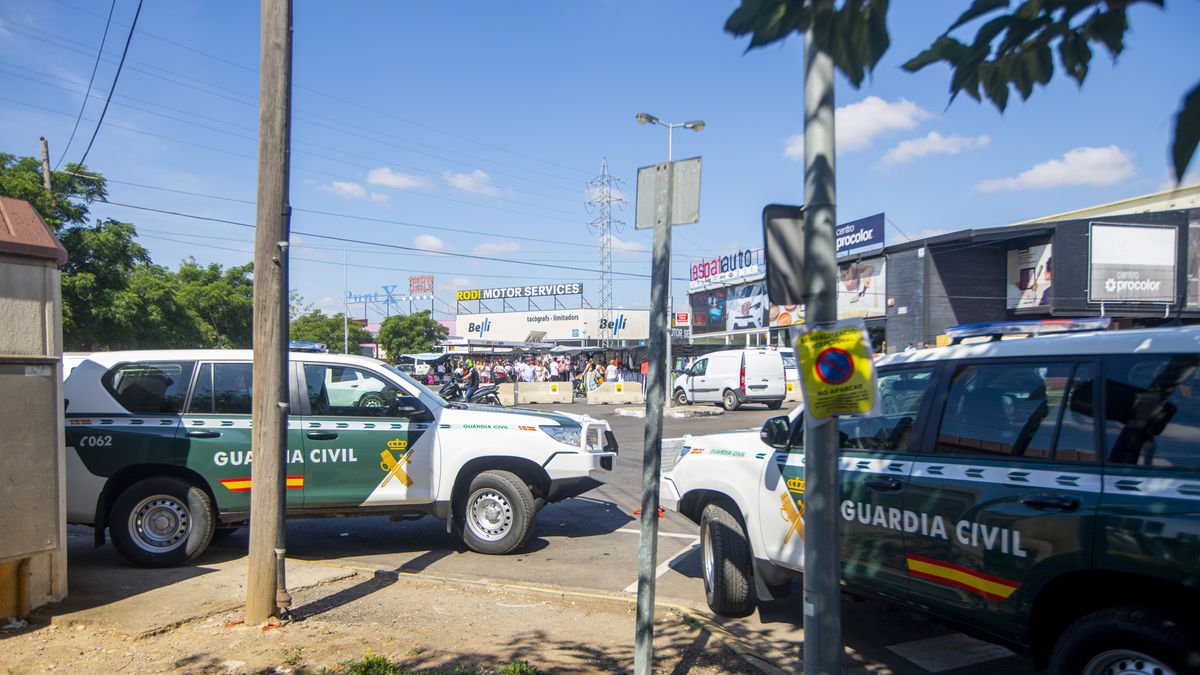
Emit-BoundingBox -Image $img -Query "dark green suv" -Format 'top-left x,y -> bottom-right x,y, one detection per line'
662,323 -> 1200,674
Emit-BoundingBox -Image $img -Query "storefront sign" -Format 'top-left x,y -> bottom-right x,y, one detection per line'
689,249 -> 762,290
409,275 -> 434,295
1088,223 -> 1176,303
836,213 -> 885,259
455,283 -> 583,302
454,308 -> 648,341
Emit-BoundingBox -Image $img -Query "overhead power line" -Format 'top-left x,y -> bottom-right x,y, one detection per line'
75,0 -> 144,168
55,0 -> 117,170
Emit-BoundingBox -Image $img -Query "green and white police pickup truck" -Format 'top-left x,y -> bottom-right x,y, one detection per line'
64,350 -> 617,567
661,322 -> 1200,675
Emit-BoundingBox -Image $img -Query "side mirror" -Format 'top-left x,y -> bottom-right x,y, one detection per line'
393,395 -> 433,421
760,415 -> 793,449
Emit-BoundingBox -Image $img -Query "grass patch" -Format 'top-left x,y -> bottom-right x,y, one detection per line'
308,654 -> 541,675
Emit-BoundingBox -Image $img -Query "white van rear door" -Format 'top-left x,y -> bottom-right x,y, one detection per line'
746,352 -> 786,398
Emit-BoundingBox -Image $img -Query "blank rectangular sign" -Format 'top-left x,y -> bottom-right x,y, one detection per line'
762,204 -> 806,306
635,158 -> 702,229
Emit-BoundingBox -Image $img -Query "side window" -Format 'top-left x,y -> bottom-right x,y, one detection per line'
304,364 -> 401,417
691,359 -> 707,376
1104,354 -> 1200,471
935,362 -> 1079,460
103,361 -> 195,414
189,362 -> 253,415
838,368 -> 934,452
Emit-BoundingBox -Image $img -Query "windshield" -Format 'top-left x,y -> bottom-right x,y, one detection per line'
381,362 -> 448,406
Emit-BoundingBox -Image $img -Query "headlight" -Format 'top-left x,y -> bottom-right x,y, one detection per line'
540,425 -> 581,448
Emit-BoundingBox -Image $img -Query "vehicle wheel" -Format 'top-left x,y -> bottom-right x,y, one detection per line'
109,477 -> 216,567
674,389 -> 689,406
457,470 -> 535,555
357,392 -> 387,408
1049,606 -> 1199,675
767,399 -> 783,410
485,394 -> 501,405
700,502 -> 754,617
722,389 -> 741,411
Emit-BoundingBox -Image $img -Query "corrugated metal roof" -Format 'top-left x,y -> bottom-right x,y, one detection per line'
0,196 -> 68,264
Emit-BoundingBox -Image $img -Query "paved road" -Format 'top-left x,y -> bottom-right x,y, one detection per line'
182,401 -> 1036,674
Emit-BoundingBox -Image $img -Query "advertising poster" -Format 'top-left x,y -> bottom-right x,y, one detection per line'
726,280 -> 769,332
770,304 -> 804,328
1006,244 -> 1053,309
1089,223 -> 1176,303
1186,220 -> 1200,307
689,288 -> 727,335
837,257 -> 887,319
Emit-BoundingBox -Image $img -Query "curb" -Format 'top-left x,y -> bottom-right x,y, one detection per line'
614,406 -> 724,418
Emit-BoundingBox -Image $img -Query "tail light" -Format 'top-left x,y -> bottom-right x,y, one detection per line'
740,365 -> 746,395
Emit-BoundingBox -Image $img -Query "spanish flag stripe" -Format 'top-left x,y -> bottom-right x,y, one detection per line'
906,555 -> 1018,601
907,553 -> 1022,588
220,476 -> 305,492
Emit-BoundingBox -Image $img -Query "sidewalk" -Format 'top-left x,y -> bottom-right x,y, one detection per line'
2,540 -> 772,674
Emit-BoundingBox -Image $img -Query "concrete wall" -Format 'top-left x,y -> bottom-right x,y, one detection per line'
514,381 -> 573,404
0,254 -> 67,617
587,381 -> 645,405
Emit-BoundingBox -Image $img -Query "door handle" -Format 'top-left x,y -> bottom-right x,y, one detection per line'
864,478 -> 903,492
307,431 -> 338,440
1021,494 -> 1080,512
186,430 -> 221,439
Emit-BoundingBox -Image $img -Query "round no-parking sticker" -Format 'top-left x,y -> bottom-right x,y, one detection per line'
795,319 -> 877,420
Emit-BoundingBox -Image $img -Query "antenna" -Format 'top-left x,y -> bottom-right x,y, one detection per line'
586,158 -> 626,348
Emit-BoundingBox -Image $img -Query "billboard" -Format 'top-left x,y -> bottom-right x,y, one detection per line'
769,304 -> 804,328
1006,243 -> 1053,309
836,212 -> 885,259
837,256 -> 886,319
689,287 -> 728,335
725,280 -> 769,331
454,308 -> 648,341
688,249 -> 762,291
1089,223 -> 1177,303
409,275 -> 434,295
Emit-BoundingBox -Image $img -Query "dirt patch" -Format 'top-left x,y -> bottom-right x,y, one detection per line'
0,572 -> 761,674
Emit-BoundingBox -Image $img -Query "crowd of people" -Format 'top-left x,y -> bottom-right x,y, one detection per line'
430,353 -> 643,393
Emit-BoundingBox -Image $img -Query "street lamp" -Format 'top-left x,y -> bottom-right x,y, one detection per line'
635,112 -> 704,403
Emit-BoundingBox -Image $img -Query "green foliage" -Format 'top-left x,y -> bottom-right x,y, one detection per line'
291,309 -> 374,352
724,0 -> 1197,182
0,153 -> 106,231
177,258 -> 254,348
313,654 -> 541,675
725,0 -> 890,87
376,311 -> 448,361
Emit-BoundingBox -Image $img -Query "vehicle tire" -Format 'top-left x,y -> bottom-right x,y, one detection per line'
457,470 -> 535,555
485,394 -> 501,406
109,477 -> 216,567
767,399 -> 783,410
357,392 -> 387,408
674,389 -> 689,406
1049,606 -> 1199,675
722,389 -> 741,411
700,502 -> 754,617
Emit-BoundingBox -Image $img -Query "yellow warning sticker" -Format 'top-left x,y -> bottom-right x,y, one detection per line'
795,319 -> 877,420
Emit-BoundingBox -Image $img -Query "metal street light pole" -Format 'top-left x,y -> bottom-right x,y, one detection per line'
635,113 -> 704,406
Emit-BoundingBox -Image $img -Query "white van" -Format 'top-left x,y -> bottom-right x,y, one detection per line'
673,349 -> 785,410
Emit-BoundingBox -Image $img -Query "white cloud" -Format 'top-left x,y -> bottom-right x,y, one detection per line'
975,146 -> 1135,192
880,132 -> 991,166
369,192 -> 390,204
320,181 -> 366,199
603,233 -> 646,253
414,234 -> 448,252
443,169 -> 499,196
367,167 -> 432,190
785,96 -> 932,159
471,242 -> 521,255
448,277 -> 473,289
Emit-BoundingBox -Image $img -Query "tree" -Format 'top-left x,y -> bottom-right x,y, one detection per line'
176,258 -> 254,348
290,309 -> 373,352
376,311 -> 448,361
59,219 -> 155,350
0,153 -> 106,231
725,0 -> 1197,182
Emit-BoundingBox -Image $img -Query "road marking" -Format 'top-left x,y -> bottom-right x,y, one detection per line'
616,528 -> 696,540
623,538 -> 700,593
887,632 -> 1015,672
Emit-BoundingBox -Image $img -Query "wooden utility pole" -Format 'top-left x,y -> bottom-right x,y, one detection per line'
39,137 -> 52,191
246,0 -> 293,625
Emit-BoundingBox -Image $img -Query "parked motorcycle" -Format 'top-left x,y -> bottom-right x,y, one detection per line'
438,376 -> 502,406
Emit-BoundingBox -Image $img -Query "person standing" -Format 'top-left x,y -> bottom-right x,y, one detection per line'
605,358 -> 617,383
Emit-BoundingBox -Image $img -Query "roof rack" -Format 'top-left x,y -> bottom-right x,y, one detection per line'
288,340 -> 327,353
945,317 -> 1112,345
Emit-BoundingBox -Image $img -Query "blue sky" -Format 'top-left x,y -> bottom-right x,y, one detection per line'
2,0 -> 1197,322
